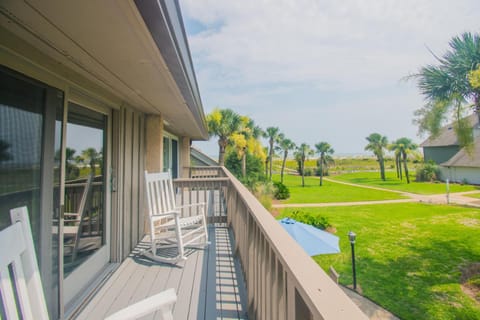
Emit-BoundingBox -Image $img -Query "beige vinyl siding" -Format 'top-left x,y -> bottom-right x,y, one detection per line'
111,106 -> 146,262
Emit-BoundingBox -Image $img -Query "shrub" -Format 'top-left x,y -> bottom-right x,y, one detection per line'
304,168 -> 314,176
315,166 -> 329,177
254,181 -> 274,210
289,210 -> 332,230
225,150 -> 265,184
415,161 -> 440,182
273,181 -> 290,200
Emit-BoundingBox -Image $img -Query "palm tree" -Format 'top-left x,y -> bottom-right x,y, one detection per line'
295,143 -> 313,187
391,138 -> 418,184
389,143 -> 403,179
0,140 -> 12,162
264,127 -> 282,180
236,117 -> 263,177
62,147 -> 78,180
412,32 -> 480,149
206,108 -> 242,166
80,148 -> 101,176
364,133 -> 388,181
277,136 -> 296,183
315,142 -> 334,186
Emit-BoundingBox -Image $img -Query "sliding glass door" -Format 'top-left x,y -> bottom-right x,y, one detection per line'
63,102 -> 110,304
0,67 -> 111,318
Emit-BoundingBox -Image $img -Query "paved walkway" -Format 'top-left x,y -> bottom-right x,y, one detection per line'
272,177 -> 480,209
341,287 -> 399,320
271,177 -> 480,319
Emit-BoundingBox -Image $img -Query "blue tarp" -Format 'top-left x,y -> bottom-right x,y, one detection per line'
279,217 -> 340,256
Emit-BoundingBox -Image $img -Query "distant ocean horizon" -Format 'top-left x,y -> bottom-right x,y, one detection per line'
201,152 -> 377,161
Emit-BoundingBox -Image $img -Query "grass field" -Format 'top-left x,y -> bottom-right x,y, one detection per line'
273,174 -> 406,203
330,171 -> 479,194
278,203 -> 480,320
465,193 -> 480,199
274,156 -> 417,174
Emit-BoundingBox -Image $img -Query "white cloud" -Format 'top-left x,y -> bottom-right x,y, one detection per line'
182,0 -> 480,155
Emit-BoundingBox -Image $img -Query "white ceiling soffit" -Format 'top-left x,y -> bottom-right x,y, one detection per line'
0,0 -> 208,139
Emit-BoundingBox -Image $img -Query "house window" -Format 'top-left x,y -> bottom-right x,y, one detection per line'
163,134 -> 178,178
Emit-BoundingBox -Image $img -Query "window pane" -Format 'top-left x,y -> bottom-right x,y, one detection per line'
64,103 -> 106,276
163,136 -> 170,172
0,71 -> 44,250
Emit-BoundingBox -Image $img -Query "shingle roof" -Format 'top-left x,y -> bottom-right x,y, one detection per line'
441,138 -> 480,167
420,114 -> 478,147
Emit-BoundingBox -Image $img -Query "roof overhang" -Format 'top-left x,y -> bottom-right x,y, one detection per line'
0,0 -> 207,140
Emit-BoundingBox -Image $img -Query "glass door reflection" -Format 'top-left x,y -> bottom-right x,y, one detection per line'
63,103 -> 106,277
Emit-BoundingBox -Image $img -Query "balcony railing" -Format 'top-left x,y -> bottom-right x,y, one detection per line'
176,166 -> 367,320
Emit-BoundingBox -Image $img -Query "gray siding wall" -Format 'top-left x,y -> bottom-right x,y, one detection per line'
423,146 -> 460,164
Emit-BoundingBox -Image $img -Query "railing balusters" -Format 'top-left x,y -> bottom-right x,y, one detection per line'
176,166 -> 367,320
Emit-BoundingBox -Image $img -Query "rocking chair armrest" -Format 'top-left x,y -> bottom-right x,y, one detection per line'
105,288 -> 176,320
176,202 -> 206,210
150,211 -> 180,218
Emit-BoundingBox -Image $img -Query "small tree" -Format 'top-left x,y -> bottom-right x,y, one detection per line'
277,136 -> 296,183
206,108 -> 242,166
391,137 -> 418,183
264,127 -> 282,180
364,133 -> 388,181
295,143 -> 314,187
315,142 -> 334,186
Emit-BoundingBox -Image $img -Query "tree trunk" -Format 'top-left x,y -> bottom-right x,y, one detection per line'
301,157 -> 305,187
281,151 -> 287,183
379,156 -> 385,181
241,150 -> 247,177
395,155 -> 403,180
403,153 -> 410,184
269,144 -> 274,180
319,156 -> 324,186
265,156 -> 269,177
218,139 -> 227,166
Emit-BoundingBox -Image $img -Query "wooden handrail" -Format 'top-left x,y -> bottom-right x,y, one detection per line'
182,166 -> 367,320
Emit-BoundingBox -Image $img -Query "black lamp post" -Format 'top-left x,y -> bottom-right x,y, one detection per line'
348,231 -> 357,290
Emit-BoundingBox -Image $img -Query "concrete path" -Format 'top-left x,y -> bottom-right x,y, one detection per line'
272,177 -> 480,319
272,177 -> 480,209
341,287 -> 400,320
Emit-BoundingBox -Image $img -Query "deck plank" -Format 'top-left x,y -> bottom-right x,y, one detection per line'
75,225 -> 247,320
76,257 -> 138,320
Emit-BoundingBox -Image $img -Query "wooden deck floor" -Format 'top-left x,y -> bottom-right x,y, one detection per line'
76,224 -> 247,319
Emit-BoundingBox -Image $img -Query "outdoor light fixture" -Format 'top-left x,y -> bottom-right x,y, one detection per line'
348,231 -> 356,244
348,231 -> 357,290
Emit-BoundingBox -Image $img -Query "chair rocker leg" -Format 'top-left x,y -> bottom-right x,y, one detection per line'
143,250 -> 187,264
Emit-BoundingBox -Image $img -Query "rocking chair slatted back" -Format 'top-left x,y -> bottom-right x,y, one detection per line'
1,206 -> 177,320
145,171 -> 176,215
0,206 -> 49,320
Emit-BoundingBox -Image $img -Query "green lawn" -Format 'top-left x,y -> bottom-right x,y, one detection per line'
330,171 -> 479,195
273,174 -> 406,203
278,203 -> 480,320
465,193 -> 480,200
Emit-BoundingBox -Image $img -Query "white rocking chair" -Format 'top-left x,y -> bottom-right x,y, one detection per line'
144,170 -> 209,264
0,206 -> 177,320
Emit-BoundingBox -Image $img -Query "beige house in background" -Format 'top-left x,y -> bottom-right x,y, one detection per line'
0,1 -> 367,319
421,114 -> 480,184
1,0 -> 207,317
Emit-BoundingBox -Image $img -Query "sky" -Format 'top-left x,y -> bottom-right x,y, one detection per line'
179,0 -> 480,158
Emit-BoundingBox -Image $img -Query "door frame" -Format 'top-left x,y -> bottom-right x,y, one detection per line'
62,91 -> 112,305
